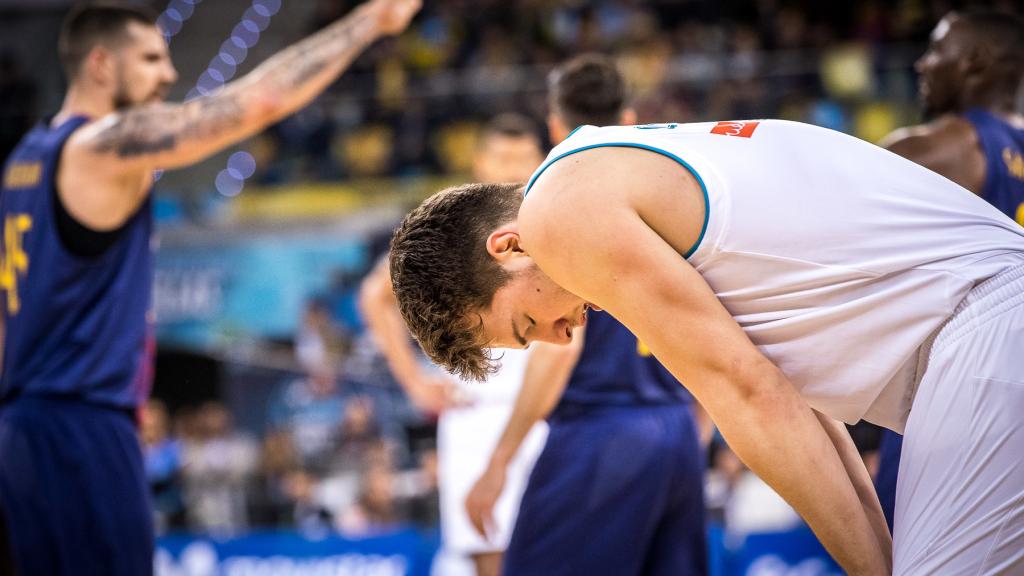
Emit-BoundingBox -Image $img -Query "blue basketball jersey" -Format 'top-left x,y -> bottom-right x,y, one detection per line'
964,109 -> 1024,224
554,310 -> 691,414
0,116 -> 154,409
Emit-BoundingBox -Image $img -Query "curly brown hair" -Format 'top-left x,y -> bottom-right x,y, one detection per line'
388,182 -> 523,381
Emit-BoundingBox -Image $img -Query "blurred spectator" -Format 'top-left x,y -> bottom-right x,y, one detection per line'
269,361 -> 348,475
337,464 -> 404,536
396,446 -> 440,529
333,395 -> 385,474
285,469 -> 336,537
111,0 -> 1018,190
705,437 -> 745,526
141,399 -> 185,534
248,430 -> 302,528
181,402 -> 260,535
295,298 -> 349,373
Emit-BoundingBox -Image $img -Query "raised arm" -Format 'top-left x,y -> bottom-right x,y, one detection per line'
72,0 -> 418,172
359,255 -> 459,414
60,0 -> 419,229
465,332 -> 582,538
519,147 -> 889,575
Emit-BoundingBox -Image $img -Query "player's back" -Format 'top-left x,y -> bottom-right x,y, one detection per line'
963,108 -> 1024,224
0,116 -> 154,409
528,120 -> 1024,430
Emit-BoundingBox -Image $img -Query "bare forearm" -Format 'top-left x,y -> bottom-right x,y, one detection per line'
245,4 -> 381,122
359,266 -> 427,390
815,411 -> 893,566
81,3 -> 388,171
714,373 -> 886,575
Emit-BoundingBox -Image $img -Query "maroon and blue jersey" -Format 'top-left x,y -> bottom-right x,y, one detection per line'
553,310 -> 690,417
964,108 -> 1024,225
0,116 -> 154,409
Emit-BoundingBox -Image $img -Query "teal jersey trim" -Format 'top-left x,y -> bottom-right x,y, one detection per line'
524,142 -> 710,259
564,124 -> 587,140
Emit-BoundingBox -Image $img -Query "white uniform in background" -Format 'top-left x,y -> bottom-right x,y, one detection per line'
529,120 -> 1024,574
434,348 -> 547,573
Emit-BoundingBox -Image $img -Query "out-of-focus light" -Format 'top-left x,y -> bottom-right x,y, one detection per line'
159,14 -> 183,36
206,68 -> 225,83
227,152 -> 257,180
210,54 -> 237,79
241,19 -> 261,35
215,170 -> 244,197
232,22 -> 260,47
160,0 -> 203,42
254,0 -> 281,16
220,39 -> 248,63
186,0 -> 281,199
244,7 -> 271,31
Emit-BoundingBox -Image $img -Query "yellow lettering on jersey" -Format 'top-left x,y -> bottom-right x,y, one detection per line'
0,214 -> 32,315
1017,202 -> 1024,227
2,162 -> 42,189
637,339 -> 652,357
1003,148 -> 1024,182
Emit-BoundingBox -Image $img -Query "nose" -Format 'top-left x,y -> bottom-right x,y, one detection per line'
549,319 -> 573,345
165,62 -> 179,84
914,52 -> 930,75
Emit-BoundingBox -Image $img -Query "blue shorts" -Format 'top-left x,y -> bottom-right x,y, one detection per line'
0,396 -> 153,576
874,429 -> 902,532
505,403 -> 706,576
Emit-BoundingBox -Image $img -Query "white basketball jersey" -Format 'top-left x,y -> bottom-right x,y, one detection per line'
527,120 -> 1024,430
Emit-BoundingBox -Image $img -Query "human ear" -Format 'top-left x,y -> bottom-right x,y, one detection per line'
485,227 -> 525,261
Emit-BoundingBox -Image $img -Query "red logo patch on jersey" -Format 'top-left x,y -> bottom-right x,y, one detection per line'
710,121 -> 759,138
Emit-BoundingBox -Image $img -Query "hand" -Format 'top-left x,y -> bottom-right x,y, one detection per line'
407,374 -> 467,415
364,0 -> 421,36
465,463 -> 506,539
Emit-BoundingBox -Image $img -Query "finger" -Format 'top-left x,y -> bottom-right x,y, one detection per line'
468,504 -> 486,537
483,510 -> 497,543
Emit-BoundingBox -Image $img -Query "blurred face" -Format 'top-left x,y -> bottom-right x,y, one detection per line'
140,401 -> 168,444
477,260 -> 590,349
916,15 -> 967,116
473,133 -> 545,184
111,21 -> 177,109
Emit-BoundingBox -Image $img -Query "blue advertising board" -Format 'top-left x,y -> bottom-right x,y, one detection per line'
156,529 -> 438,576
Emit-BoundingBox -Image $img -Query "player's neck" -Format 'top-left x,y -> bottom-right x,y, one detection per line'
53,85 -> 114,127
960,89 -> 1019,118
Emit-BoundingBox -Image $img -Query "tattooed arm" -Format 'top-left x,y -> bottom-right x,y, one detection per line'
59,0 -> 419,229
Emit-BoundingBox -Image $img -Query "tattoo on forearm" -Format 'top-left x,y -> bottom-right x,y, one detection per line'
91,6 -> 374,160
92,96 -> 245,159
270,9 -> 374,90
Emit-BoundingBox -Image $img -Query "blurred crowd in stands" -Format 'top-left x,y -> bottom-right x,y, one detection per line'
0,0 -> 1016,542
143,297 -> 442,538
248,0 -> 1016,184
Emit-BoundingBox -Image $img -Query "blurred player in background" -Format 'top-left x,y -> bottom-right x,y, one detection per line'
360,114 -> 547,576
464,54 -> 707,576
0,1 -> 420,574
873,9 -> 1024,534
